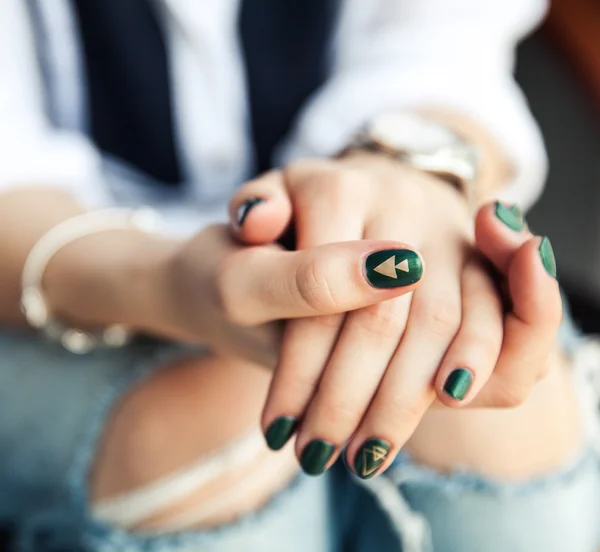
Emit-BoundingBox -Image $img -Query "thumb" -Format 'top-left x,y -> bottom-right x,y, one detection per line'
475,201 -> 532,275
472,235 -> 561,408
229,171 -> 292,245
223,241 -> 425,325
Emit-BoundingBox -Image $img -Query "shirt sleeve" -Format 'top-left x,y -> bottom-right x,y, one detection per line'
278,0 -> 549,210
0,0 -> 110,207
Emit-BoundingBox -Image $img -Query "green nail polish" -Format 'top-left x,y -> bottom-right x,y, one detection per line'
365,249 -> 423,289
495,202 -> 525,231
354,438 -> 391,479
236,197 -> 265,227
264,416 -> 297,451
444,368 -> 473,401
300,440 -> 335,476
539,237 -> 557,279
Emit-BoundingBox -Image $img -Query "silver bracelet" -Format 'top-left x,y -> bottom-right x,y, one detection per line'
20,207 -> 162,354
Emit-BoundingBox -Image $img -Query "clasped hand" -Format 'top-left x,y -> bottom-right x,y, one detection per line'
165,152 -> 561,479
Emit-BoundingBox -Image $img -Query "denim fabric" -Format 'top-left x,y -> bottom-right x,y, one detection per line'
1,302 -> 599,552
345,448 -> 600,552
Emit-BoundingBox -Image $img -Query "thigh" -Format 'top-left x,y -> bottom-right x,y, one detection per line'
0,331 -> 167,518
0,331 -> 335,552
345,311 -> 600,552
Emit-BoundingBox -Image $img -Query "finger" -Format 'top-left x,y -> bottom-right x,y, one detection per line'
222,241 -> 425,325
474,236 -> 562,408
282,212 -> 421,472
262,194 -> 366,451
345,252 -> 463,479
261,244 -> 421,455
228,171 -> 292,245
475,201 -> 531,275
292,294 -> 411,474
434,259 -> 503,406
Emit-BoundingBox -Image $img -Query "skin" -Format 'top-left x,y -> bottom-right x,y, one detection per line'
0,111 -> 571,530
230,152 -> 562,476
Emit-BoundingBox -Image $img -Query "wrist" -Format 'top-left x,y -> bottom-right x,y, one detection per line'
340,149 -> 469,207
44,229 -> 181,337
340,109 -> 512,208
415,108 -> 512,204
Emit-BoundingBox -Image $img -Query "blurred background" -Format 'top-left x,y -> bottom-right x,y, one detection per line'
520,0 -> 600,332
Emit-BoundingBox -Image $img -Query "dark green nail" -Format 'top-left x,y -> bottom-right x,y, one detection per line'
444,368 -> 473,401
495,202 -> 525,231
300,440 -> 335,476
264,416 -> 297,451
354,438 -> 391,479
365,249 -> 423,289
236,197 -> 265,227
539,237 -> 557,279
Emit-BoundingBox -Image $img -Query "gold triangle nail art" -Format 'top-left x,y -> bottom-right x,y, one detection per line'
365,249 -> 423,289
373,256 -> 398,278
358,442 -> 390,478
395,259 -> 409,273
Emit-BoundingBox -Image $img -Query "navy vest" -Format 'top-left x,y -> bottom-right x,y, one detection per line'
68,0 -> 338,185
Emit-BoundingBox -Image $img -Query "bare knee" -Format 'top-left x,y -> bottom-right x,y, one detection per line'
90,354 -> 273,504
88,354 -> 300,532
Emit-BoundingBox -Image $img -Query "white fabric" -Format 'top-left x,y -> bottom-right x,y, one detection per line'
0,0 -> 548,236
93,428 -> 265,528
278,0 -> 549,210
0,0 -> 109,207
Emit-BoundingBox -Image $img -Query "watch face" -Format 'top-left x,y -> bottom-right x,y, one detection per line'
369,112 -> 458,154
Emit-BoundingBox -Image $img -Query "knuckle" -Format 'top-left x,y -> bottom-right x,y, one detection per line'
385,396 -> 423,425
314,396 -> 360,429
413,298 -> 461,340
355,299 -> 408,339
308,168 -> 370,207
285,159 -> 327,181
276,364 -> 319,399
321,167 -> 358,191
374,390 -> 423,425
391,176 -> 428,209
309,313 -> 344,331
490,381 -> 530,408
216,253 -> 253,325
295,257 -> 339,313
459,329 -> 502,362
286,163 -> 374,217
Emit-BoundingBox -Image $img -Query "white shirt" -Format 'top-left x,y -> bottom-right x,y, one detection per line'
0,0 -> 548,236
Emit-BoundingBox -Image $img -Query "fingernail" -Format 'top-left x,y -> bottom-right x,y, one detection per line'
365,249 -> 423,289
264,416 -> 297,451
495,202 -> 525,231
236,197 -> 265,227
354,438 -> 391,479
300,439 -> 336,476
444,368 -> 473,401
539,236 -> 557,279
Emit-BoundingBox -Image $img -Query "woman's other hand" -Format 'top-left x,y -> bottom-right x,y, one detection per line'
228,154 -> 561,478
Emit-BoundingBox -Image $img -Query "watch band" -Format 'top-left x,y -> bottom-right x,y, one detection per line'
337,120 -> 479,210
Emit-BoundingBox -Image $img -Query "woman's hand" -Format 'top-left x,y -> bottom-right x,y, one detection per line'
150,224 -> 423,369
228,153 -> 562,478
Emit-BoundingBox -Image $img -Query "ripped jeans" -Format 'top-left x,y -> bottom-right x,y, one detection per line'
1,309 -> 600,552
